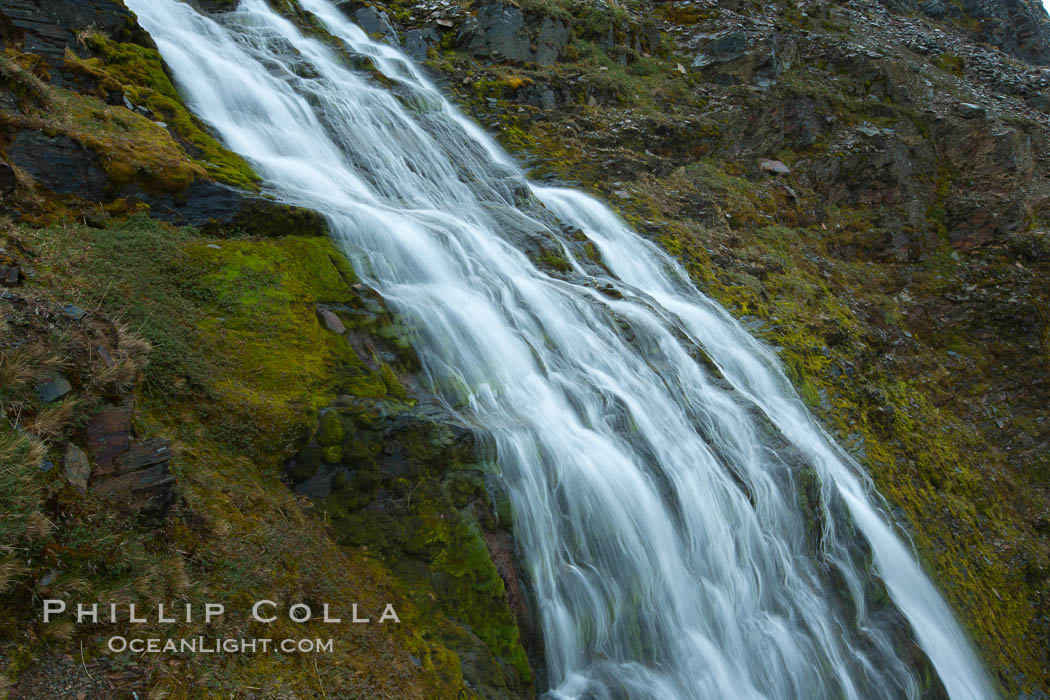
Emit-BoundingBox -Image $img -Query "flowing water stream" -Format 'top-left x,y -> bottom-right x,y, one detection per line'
124,1 -> 996,697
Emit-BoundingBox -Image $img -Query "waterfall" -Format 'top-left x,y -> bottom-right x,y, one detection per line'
124,1 -> 996,697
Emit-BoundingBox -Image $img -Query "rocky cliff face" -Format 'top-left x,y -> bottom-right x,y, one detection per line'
1,0 -> 1048,698
355,0 -> 1049,694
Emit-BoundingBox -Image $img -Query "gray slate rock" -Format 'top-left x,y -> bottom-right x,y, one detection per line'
114,438 -> 173,475
758,159 -> 791,175
63,304 -> 87,320
403,27 -> 440,63
36,373 -> 72,403
457,3 -> 570,65
353,6 -> 398,44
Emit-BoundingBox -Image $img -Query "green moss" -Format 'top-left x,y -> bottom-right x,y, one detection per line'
13,85 -> 206,193
6,214 -> 494,696
933,52 -> 965,77
537,247 -> 572,272
318,410 -> 344,445
66,36 -> 260,190
407,487 -> 531,684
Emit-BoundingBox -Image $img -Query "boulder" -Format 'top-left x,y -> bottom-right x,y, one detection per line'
318,308 -> 347,334
758,158 -> 791,175
35,373 -> 72,403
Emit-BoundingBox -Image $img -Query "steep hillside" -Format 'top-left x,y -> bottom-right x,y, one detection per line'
0,0 -> 1048,698
344,0 -> 1050,693
0,2 -> 530,697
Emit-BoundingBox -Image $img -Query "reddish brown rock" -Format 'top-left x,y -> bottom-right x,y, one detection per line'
92,463 -> 174,511
113,438 -> 172,475
83,399 -> 132,473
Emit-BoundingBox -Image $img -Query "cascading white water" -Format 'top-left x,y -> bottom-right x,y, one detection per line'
125,1 -> 996,697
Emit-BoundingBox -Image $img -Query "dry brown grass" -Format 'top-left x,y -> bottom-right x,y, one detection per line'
0,52 -> 52,108
0,428 -> 44,472
0,428 -> 46,554
0,343 -> 66,392
0,557 -> 27,595
89,324 -> 151,393
24,395 -> 80,439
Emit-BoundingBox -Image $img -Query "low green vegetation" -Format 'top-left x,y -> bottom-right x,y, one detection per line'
0,213 -> 525,697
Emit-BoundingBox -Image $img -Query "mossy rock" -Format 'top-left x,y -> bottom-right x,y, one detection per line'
65,34 -> 260,190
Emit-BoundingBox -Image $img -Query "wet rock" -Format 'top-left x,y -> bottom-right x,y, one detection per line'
318,308 -> 347,334
403,27 -> 440,63
456,3 -> 570,65
352,6 -> 398,44
128,180 -> 328,237
35,373 -> 72,403
484,529 -> 532,645
63,443 -> 91,493
8,130 -> 108,200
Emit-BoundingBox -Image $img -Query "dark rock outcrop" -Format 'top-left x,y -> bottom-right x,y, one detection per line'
688,28 -> 797,85
457,3 -> 571,65
129,180 -> 329,237
351,5 -> 399,44
0,0 -> 150,88
403,26 -> 440,63
8,130 -> 109,201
